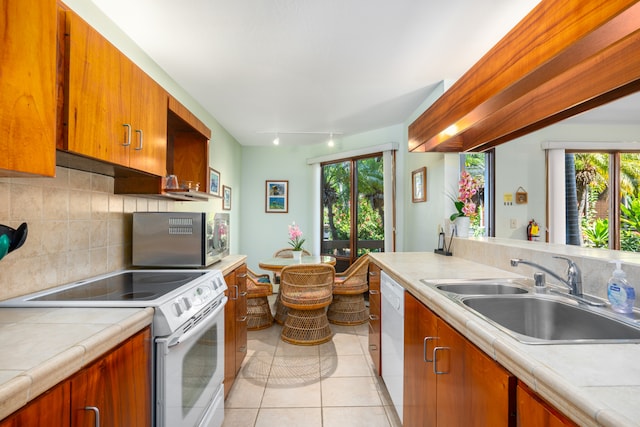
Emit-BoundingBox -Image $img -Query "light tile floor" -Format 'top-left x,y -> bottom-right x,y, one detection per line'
223,320 -> 402,427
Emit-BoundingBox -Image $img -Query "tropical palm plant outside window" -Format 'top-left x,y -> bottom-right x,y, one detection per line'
568,152 -> 640,251
321,155 -> 384,272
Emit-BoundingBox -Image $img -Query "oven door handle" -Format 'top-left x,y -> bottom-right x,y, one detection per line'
158,296 -> 228,349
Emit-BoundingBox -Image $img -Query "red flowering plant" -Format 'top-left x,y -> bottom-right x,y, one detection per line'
287,222 -> 305,251
449,171 -> 480,221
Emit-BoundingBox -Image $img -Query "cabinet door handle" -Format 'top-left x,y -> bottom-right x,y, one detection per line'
369,289 -> 379,295
369,271 -> 379,277
237,273 -> 247,278
84,406 -> 101,427
369,314 -> 379,321
369,344 -> 378,351
122,124 -> 131,146
423,336 -> 438,363
231,285 -> 238,300
433,346 -> 450,375
134,129 -> 144,150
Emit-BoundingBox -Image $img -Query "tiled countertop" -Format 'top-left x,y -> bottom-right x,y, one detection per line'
0,306 -> 154,420
371,252 -> 640,427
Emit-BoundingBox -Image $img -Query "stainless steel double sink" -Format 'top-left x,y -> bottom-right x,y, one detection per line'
420,278 -> 640,344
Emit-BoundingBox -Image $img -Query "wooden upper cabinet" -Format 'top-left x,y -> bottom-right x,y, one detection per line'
63,11 -> 167,177
0,0 -> 57,177
128,64 -> 168,176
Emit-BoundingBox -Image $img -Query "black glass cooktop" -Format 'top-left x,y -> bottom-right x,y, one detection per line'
32,271 -> 208,302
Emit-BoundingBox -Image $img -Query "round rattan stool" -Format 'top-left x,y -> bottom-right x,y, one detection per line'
326,293 -> 368,326
247,296 -> 274,330
281,307 -> 333,345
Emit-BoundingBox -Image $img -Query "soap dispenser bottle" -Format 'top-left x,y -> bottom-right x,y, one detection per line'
607,261 -> 636,314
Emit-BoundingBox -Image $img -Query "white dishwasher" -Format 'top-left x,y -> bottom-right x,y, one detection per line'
381,271 -> 404,423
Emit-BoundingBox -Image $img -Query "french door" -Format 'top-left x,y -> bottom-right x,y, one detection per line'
321,154 -> 384,272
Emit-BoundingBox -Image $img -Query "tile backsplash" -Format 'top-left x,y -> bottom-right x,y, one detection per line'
0,167 -> 174,301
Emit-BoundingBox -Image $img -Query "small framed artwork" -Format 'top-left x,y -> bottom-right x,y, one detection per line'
222,185 -> 231,210
209,168 -> 221,197
265,180 -> 288,213
412,167 -> 427,203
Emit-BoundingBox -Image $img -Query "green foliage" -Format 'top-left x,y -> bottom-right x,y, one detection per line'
581,218 -> 609,248
621,198 -> 640,231
322,156 -> 384,246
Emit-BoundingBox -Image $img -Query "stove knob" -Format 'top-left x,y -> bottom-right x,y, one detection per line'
173,301 -> 183,316
182,296 -> 192,310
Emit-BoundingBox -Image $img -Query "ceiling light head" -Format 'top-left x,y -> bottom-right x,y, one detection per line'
328,133 -> 334,147
273,135 -> 280,145
443,124 -> 458,137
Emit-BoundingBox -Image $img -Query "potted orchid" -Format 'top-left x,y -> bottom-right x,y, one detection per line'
288,222 -> 305,260
450,171 -> 480,237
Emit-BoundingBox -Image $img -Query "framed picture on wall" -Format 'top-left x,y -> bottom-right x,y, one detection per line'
412,167 -> 427,203
209,168 -> 221,197
223,186 -> 231,210
265,180 -> 288,213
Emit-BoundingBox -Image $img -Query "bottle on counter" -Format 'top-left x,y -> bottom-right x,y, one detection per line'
607,261 -> 636,314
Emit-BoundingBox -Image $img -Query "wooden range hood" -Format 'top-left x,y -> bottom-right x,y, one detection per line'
408,0 -> 640,153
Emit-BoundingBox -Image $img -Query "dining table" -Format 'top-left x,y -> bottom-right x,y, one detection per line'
258,255 -> 336,272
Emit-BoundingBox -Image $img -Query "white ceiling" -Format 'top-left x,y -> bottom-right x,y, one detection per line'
88,0 -> 635,147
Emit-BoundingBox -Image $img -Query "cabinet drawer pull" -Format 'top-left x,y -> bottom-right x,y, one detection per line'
369,344 -> 378,351
239,315 -> 248,322
84,406 -> 101,427
423,336 -> 438,363
122,124 -> 131,147
433,346 -> 450,375
369,289 -> 379,295
237,273 -> 247,278
240,291 -> 247,297
369,271 -> 379,277
369,314 -> 379,321
135,129 -> 144,150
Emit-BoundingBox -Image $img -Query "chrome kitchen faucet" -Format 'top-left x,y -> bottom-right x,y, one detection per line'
510,256 -> 582,296
510,256 -> 605,306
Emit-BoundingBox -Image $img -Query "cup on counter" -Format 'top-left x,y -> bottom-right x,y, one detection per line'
164,175 -> 179,189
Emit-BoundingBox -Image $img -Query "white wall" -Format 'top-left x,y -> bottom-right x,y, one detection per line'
239,127 -> 404,272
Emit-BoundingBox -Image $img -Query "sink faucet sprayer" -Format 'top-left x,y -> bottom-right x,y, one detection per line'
510,256 -> 583,296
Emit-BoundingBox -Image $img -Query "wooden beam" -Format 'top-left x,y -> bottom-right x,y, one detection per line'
408,0 -> 640,152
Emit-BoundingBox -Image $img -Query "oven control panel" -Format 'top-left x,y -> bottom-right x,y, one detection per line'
154,269 -> 227,336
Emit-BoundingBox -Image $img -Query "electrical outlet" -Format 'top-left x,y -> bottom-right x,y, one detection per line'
510,218 -> 517,229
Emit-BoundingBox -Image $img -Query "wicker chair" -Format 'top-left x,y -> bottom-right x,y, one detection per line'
272,247 -> 312,324
279,264 -> 335,345
245,268 -> 274,330
327,254 -> 370,325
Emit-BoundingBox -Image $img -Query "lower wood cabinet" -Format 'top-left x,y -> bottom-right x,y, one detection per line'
71,327 -> 152,426
224,263 -> 248,399
368,262 -> 381,376
517,383 -> 577,427
403,292 -> 516,427
0,327 -> 151,426
0,381 -> 70,426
